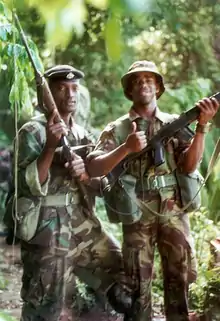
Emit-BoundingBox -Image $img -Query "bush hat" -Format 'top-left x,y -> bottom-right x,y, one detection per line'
121,60 -> 165,100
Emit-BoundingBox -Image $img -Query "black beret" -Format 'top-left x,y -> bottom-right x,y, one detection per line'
44,64 -> 84,81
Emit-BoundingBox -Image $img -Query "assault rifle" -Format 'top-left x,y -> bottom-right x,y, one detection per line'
13,12 -> 93,211
107,92 -> 220,185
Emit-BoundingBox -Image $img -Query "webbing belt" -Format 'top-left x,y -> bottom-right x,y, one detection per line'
137,173 -> 176,191
41,193 -> 80,207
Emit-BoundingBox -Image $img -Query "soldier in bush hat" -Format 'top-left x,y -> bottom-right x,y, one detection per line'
121,60 -> 165,100
4,64 -> 132,321
87,60 -> 219,320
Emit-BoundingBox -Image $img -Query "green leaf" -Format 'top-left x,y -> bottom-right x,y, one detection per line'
0,25 -> 8,41
0,1 -> 4,13
86,0 -> 109,10
124,0 -> 161,14
29,47 -> 44,74
0,1 -> 11,18
4,43 -> 23,58
27,0 -> 87,48
9,82 -> 21,108
109,0 -> 125,13
105,15 -> 123,61
0,23 -> 13,41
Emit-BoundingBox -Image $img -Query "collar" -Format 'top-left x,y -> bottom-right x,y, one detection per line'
31,113 -> 75,127
128,106 -> 178,124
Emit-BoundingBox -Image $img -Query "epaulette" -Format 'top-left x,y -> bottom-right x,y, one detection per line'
104,114 -> 130,133
31,113 -> 47,124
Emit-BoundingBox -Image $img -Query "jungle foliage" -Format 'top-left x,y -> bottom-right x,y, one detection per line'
0,0 -> 220,318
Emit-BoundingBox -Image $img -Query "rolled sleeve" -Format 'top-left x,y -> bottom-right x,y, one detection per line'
25,159 -> 50,196
14,121 -> 46,197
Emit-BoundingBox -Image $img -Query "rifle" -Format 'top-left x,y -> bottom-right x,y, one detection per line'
107,92 -> 220,187
13,12 -> 93,211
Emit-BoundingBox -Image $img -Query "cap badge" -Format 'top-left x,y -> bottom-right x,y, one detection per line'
66,72 -> 75,79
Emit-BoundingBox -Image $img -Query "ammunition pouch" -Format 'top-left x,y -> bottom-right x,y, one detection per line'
4,194 -> 42,242
3,192 -> 79,242
103,174 -> 142,225
102,167 -> 204,224
175,168 -> 204,212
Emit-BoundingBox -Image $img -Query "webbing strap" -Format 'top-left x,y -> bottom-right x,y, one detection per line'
138,138 -> 220,216
41,193 -> 80,207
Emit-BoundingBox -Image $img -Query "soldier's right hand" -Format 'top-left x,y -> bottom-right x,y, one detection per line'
45,110 -> 68,149
125,122 -> 147,153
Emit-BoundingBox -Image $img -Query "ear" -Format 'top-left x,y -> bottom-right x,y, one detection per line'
126,83 -> 133,99
155,82 -> 160,94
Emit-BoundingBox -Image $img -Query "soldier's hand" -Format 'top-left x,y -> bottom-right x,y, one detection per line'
64,153 -> 89,181
125,122 -> 147,153
46,110 -> 68,148
196,97 -> 219,125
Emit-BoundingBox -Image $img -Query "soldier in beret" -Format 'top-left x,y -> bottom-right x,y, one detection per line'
6,65 -> 132,321
87,60 -> 220,320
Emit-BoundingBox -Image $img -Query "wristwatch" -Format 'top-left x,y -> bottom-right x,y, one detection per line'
195,122 -> 211,134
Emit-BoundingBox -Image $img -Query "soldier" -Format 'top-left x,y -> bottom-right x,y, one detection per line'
5,65 -> 132,321
86,60 -> 219,321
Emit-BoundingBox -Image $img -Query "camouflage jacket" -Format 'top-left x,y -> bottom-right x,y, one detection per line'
3,114 -> 95,241
16,114 -> 92,198
88,107 -> 193,224
90,107 -> 190,177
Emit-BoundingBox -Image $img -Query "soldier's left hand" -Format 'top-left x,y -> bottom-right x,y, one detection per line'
196,97 -> 219,125
64,153 -> 89,181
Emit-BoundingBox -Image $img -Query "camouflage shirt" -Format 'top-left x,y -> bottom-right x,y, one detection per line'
15,114 -> 92,199
90,107 -> 191,176
89,107 -> 192,210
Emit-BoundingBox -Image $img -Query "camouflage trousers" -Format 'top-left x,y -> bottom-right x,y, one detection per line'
122,191 -> 197,321
20,204 -> 126,321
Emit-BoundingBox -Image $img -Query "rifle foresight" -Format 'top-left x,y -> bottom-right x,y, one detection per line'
212,92 -> 220,102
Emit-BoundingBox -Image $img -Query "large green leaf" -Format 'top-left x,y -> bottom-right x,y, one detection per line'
105,14 -> 123,60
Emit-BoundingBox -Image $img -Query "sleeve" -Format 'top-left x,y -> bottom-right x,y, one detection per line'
86,123 -> 118,162
172,130 -> 194,169
74,126 -> 96,159
14,123 -> 50,197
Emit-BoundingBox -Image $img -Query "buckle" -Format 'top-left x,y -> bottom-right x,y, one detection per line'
65,194 -> 73,206
65,194 -> 69,206
150,175 -> 166,190
151,177 -> 158,189
157,175 -> 166,188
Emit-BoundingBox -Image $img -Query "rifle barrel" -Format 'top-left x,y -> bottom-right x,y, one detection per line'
13,11 -> 39,74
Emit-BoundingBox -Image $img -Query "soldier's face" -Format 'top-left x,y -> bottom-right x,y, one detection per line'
130,72 -> 159,104
50,80 -> 80,115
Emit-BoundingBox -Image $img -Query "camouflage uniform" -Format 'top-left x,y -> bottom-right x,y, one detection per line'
7,64 -> 131,321
12,113 -> 129,321
88,62 -> 198,321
